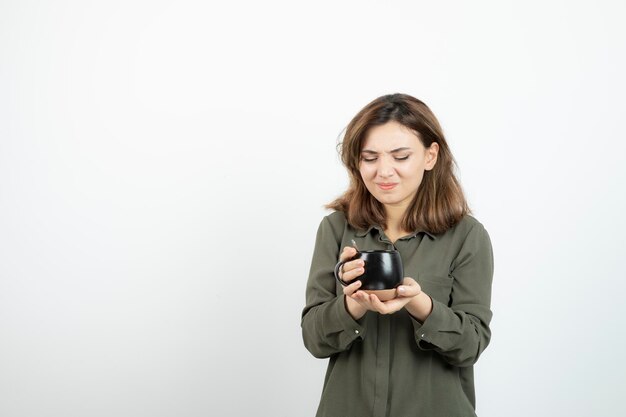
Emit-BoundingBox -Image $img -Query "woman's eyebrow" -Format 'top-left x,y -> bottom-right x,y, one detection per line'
361,147 -> 412,154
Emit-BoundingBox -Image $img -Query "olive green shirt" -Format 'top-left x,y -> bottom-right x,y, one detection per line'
301,211 -> 494,417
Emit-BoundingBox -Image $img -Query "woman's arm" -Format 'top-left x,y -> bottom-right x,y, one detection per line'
301,216 -> 367,359
408,223 -> 494,367
405,291 -> 433,323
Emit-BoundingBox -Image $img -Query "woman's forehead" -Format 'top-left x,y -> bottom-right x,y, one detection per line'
362,126 -> 424,152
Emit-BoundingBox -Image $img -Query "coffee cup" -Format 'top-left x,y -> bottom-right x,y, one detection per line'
334,249 -> 404,301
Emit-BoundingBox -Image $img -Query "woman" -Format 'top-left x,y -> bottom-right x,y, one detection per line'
301,93 -> 494,417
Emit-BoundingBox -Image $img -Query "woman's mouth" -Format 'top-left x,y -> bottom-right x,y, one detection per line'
377,183 -> 398,190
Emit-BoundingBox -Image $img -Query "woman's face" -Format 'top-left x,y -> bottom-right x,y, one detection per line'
359,121 -> 439,214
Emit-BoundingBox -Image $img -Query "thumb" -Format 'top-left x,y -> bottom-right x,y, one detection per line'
396,282 -> 421,297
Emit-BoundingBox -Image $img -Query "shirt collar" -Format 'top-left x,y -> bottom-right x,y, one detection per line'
355,224 -> 437,240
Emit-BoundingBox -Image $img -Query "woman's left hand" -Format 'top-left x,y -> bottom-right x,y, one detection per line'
351,277 -> 422,315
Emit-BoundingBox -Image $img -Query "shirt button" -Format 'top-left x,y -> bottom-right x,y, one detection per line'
420,333 -> 425,338
355,330 -> 360,334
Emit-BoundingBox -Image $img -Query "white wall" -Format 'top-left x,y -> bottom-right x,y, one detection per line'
1,1 -> 625,416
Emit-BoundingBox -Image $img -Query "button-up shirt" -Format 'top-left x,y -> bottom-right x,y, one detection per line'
301,211 -> 494,417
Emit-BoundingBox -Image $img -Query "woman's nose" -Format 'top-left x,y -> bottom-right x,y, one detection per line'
377,159 -> 395,177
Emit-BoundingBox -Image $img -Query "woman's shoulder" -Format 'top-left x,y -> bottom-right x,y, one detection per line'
318,210 -> 349,234
456,213 -> 487,232
319,210 -> 489,240
311,211 -> 351,247
439,213 -> 490,242
325,210 -> 348,224
439,214 -> 492,258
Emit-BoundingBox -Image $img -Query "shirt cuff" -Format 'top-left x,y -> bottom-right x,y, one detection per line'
411,297 -> 454,350
336,295 -> 366,342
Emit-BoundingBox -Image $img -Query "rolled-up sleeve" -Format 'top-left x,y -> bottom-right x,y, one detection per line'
301,216 -> 366,359
411,223 -> 494,367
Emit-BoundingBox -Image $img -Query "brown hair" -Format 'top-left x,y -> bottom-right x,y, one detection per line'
325,93 -> 471,235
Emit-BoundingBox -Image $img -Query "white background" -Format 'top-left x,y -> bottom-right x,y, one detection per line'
1,1 -> 625,416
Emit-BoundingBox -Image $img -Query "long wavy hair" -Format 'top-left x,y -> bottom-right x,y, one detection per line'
325,93 -> 471,235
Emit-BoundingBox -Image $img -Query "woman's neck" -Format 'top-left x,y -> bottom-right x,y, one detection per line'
384,204 -> 409,235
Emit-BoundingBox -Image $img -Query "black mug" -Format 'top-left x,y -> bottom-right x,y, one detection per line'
334,249 -> 404,301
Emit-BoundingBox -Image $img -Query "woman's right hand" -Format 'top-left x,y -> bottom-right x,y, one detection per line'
338,246 -> 367,320
338,246 -> 365,285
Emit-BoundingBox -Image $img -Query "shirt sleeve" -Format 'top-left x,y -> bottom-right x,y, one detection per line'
411,223 -> 494,367
301,215 -> 367,359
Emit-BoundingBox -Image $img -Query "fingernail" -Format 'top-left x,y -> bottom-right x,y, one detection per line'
398,286 -> 405,293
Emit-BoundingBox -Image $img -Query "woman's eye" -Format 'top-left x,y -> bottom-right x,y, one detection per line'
361,155 -> 410,162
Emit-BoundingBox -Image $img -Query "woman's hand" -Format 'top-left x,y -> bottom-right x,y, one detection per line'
338,246 -> 368,320
338,247 -> 426,319
337,246 -> 364,284
352,278 -> 422,315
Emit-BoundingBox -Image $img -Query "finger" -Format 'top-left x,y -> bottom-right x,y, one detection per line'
345,258 -> 365,271
402,277 -> 419,286
368,294 -> 390,314
380,298 -> 401,311
396,284 -> 421,298
352,291 -> 376,311
343,280 -> 362,296
339,246 -> 358,262
396,278 -> 421,297
370,294 -> 409,315
342,263 -> 365,282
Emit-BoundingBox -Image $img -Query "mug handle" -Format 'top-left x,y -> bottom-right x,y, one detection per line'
334,259 -> 352,286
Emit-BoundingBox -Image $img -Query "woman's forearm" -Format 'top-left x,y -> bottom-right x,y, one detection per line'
345,295 -> 367,320
405,292 -> 433,323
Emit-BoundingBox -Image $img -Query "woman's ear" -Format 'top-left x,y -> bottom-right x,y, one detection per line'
425,143 -> 439,171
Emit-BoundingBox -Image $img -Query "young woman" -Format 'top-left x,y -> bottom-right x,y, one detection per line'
301,93 -> 494,417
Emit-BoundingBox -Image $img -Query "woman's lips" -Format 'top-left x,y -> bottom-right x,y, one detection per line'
377,183 -> 398,190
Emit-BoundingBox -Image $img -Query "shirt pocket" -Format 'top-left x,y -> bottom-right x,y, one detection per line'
416,272 -> 454,306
